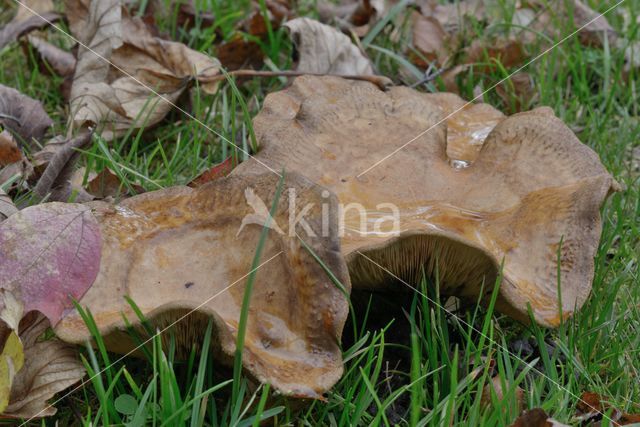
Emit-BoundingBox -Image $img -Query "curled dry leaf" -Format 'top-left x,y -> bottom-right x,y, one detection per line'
32,132 -> 95,202
242,0 -> 291,37
233,76 -> 619,327
410,11 -> 448,68
68,166 -> 143,200
66,0 -> 221,139
0,330 -> 23,414
26,35 -> 77,78
0,84 -> 53,146
0,130 -> 21,166
480,375 -> 524,413
464,37 -> 527,70
284,17 -> 375,75
0,202 -> 101,326
13,0 -> 55,22
317,0 -> 385,35
495,72 -> 537,113
575,391 -> 640,426
55,172 -> 350,398
0,11 -> 60,51
174,0 -> 215,30
1,313 -> 85,419
217,37 -> 264,71
188,156 -> 235,187
555,0 -> 617,48
0,188 -> 18,221
85,168 -> 141,199
509,408 -> 570,427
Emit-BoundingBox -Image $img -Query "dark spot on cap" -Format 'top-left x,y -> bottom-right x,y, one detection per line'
184,281 -> 194,289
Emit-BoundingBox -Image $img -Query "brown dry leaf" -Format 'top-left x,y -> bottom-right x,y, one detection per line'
25,35 -> 76,77
0,189 -> 17,221
0,84 -> 53,146
31,135 -> 66,175
0,157 -> 34,190
175,0 -> 215,30
217,36 -> 264,71
509,408 -> 570,427
0,130 -> 21,167
621,39 -> 640,78
66,0 -> 221,140
410,11 -> 448,68
480,375 -> 525,413
32,132 -> 94,202
522,0 -> 616,48
575,391 -> 640,426
241,0 -> 292,37
420,0 -> 485,34
465,37 -> 527,70
1,313 -> 85,418
0,7 -> 60,50
284,17 -> 375,75
568,0 -> 617,48
55,172 -> 350,398
234,76 -> 619,327
81,167 -> 143,199
496,72 -> 537,113
13,0 -> 55,22
317,0 -> 386,36
188,157 -> 235,187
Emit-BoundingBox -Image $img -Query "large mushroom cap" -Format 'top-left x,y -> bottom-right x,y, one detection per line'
55,172 -> 350,398
233,75 -> 619,327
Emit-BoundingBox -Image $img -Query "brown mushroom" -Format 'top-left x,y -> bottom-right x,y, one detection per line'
233,75 -> 619,327
54,172 -> 350,398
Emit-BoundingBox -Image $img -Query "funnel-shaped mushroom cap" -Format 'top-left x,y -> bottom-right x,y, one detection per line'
55,172 -> 350,398
233,76 -> 619,327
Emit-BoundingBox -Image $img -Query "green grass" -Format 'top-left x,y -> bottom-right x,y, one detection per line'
1,0 -> 639,425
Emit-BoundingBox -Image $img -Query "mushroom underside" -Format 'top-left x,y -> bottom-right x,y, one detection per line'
232,75 -> 619,327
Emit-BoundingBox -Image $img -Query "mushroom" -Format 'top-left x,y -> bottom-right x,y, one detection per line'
232,75 -> 619,327
54,172 -> 350,398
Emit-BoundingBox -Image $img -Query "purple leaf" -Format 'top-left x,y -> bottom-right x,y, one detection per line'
0,203 -> 101,326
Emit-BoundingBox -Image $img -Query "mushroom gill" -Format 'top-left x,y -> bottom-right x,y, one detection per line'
232,75 -> 619,327
54,172 -> 350,398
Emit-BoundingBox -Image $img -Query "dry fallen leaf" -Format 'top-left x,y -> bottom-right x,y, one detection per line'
217,36 -> 264,71
25,35 -> 77,78
284,17 -> 375,75
13,0 -> 55,22
0,130 -> 22,167
234,75 -> 619,327
495,72 -> 537,113
68,166 -> 144,200
55,172 -> 350,398
32,132 -> 95,202
188,156 -> 235,187
575,391 -> 640,426
242,0 -> 291,37
480,375 -> 525,413
0,330 -> 23,414
0,202 -> 101,326
1,313 -> 85,419
317,0 -> 385,35
410,11 -> 448,68
0,84 -> 53,146
464,37 -> 527,71
174,0 -> 215,30
0,189 -> 17,221
66,0 -> 221,139
0,9 -> 60,51
509,408 -> 570,427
